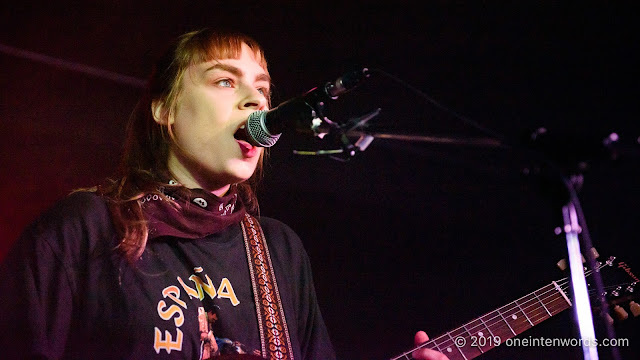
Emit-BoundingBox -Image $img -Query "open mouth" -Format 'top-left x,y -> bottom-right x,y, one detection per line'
234,124 -> 259,156
233,124 -> 250,143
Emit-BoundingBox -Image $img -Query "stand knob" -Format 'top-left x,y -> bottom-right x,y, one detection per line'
612,305 -> 629,321
629,301 -> 640,317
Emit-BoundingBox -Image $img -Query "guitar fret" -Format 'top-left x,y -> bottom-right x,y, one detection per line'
465,319 -> 496,353
478,316 -> 497,338
553,281 -> 572,306
431,334 -> 459,360
462,324 -> 484,356
445,331 -> 468,360
514,299 -> 534,326
432,338 -> 444,354
496,310 -> 516,335
519,291 -> 548,325
480,311 -> 513,340
448,327 -> 473,358
464,322 -> 487,354
533,287 -> 553,317
502,302 -> 533,335
547,292 -> 572,315
388,259 -> 626,360
545,282 -> 573,316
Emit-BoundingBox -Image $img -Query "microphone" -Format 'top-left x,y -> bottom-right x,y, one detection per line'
245,68 -> 370,147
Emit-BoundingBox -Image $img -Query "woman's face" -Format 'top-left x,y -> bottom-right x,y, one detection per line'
154,43 -> 270,195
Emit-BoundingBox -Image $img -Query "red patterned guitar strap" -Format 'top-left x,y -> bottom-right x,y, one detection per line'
240,213 -> 295,360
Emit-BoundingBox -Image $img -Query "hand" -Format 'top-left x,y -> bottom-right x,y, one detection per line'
412,331 -> 449,360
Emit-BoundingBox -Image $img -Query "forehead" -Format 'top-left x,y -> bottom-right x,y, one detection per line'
193,44 -> 269,79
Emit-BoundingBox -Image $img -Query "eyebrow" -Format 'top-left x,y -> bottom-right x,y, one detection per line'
204,63 -> 271,84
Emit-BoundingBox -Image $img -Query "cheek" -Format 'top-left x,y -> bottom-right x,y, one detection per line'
171,102 -> 224,141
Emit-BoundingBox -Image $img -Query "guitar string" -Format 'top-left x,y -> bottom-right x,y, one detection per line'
424,281 -> 570,353
423,275 -> 629,353
413,278 -> 628,358
428,278 -> 631,353
391,278 -> 573,359
430,261 -> 621,347
394,262 -> 618,359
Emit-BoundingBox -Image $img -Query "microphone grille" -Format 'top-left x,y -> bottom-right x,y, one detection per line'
247,110 -> 281,147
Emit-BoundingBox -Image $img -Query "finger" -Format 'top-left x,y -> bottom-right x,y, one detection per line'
413,331 -> 449,360
414,330 -> 429,345
412,347 -> 449,360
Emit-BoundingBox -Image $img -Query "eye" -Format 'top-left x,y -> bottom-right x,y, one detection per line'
257,87 -> 268,96
215,78 -> 233,88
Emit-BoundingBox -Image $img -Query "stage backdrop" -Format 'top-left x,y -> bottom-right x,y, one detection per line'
1,3 -> 638,359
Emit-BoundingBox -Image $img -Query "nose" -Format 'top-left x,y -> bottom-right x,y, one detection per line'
240,86 -> 268,111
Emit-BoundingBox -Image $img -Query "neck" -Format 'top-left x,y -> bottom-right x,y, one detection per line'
166,152 -> 231,197
210,184 -> 231,197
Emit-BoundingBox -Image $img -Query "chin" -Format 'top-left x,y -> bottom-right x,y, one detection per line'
214,157 -> 259,184
234,172 -> 257,184
227,167 -> 258,184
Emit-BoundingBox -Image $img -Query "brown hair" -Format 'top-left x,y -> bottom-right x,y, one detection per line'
99,29 -> 270,262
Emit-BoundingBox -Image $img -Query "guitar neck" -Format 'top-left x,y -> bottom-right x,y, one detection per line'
391,281 -> 572,360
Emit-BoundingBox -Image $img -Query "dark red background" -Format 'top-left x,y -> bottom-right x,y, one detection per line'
1,2 -> 638,359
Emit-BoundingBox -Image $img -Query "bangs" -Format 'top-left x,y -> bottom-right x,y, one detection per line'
154,29 -> 271,109
152,29 -> 271,114
187,31 -> 268,72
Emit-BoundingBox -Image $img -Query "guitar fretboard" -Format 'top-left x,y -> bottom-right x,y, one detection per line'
391,281 -> 572,360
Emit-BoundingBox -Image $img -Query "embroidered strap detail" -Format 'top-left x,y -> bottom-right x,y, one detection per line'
241,214 -> 294,360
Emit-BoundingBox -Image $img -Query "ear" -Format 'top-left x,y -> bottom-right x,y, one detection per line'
151,99 -> 174,125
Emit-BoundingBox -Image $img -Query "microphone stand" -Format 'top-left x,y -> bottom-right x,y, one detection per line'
345,130 -> 503,147
557,171 -> 625,360
337,125 -> 626,360
524,129 -> 640,360
289,68 -> 631,358
292,67 -> 631,358
560,176 -> 601,360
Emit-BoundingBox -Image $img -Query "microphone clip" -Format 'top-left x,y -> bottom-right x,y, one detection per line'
293,108 -> 381,161
294,68 -> 372,140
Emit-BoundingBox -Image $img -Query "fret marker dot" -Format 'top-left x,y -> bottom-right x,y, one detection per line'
478,332 -> 483,337
512,314 -> 517,320
446,348 -> 452,353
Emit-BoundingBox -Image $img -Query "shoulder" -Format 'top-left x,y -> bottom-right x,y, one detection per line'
254,216 -> 309,263
19,191 -> 116,258
256,216 -> 300,240
52,190 -> 110,214
31,191 -> 112,232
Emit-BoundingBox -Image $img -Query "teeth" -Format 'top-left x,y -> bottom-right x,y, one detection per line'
239,125 -> 246,129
